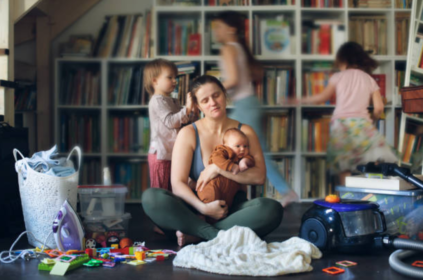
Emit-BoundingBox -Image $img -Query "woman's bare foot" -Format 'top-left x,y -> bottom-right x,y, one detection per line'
176,231 -> 202,247
154,225 -> 165,235
281,190 -> 299,207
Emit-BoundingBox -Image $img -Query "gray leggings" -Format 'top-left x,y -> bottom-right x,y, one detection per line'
142,188 -> 283,240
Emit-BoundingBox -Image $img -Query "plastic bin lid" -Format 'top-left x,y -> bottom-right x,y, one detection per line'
336,186 -> 423,196
82,212 -> 132,223
77,184 -> 128,194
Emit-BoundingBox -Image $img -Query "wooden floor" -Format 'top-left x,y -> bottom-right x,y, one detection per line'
0,202 -> 420,279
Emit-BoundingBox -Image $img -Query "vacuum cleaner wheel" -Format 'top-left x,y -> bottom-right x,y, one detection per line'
300,218 -> 327,249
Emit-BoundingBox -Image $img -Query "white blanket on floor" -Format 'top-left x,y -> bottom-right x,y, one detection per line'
173,226 -> 322,276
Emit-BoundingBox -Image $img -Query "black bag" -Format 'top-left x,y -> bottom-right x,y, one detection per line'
0,122 -> 29,237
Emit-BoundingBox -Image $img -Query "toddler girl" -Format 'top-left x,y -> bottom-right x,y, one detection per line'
297,42 -> 398,185
145,59 -> 197,191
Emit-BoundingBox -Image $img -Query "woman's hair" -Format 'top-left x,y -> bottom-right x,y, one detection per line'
143,59 -> 178,95
189,75 -> 226,106
214,11 -> 263,82
335,42 -> 378,74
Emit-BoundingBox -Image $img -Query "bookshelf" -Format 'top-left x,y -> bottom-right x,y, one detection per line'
55,0 -> 412,202
399,0 -> 423,175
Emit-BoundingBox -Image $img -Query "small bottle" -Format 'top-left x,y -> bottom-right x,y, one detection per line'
103,167 -> 112,185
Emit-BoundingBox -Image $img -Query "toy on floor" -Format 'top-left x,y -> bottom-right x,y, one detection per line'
322,267 -> 345,275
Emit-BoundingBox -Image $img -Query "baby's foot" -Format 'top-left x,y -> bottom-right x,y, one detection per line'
176,231 -> 201,247
280,190 -> 299,207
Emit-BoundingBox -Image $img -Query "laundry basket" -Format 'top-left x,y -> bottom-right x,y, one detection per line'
13,146 -> 81,248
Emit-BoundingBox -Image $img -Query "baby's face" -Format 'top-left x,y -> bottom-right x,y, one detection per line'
225,135 -> 249,159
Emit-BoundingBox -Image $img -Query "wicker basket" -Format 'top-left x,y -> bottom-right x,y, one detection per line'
13,147 -> 81,248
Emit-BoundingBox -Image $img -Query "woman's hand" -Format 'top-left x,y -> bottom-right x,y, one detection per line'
196,164 -> 220,192
201,200 -> 228,220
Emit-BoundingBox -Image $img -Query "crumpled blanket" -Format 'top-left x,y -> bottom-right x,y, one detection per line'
173,226 -> 322,276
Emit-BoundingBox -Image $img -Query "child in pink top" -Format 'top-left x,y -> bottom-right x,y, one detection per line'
298,42 -> 398,185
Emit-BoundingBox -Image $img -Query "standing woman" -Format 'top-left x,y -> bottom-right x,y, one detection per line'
213,11 -> 298,206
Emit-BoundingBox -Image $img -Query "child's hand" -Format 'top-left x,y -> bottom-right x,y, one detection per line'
186,92 -> 194,114
239,158 -> 253,172
282,97 -> 300,106
231,164 -> 240,175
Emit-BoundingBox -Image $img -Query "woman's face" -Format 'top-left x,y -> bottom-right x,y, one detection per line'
213,20 -> 234,43
195,82 -> 226,119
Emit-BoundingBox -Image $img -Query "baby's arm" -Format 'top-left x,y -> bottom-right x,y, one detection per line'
239,155 -> 255,172
209,145 -> 236,172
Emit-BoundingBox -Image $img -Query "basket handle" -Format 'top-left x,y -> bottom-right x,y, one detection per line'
13,148 -> 26,162
66,146 -> 82,173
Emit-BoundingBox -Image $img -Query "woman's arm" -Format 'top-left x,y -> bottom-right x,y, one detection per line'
171,125 -> 228,219
196,124 -> 266,191
220,45 -> 239,90
301,83 -> 336,105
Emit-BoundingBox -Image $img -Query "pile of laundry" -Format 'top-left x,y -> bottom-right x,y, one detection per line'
15,145 -> 75,180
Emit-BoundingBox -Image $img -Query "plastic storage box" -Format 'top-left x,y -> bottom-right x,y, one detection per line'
82,212 -> 132,240
78,185 -> 128,218
336,186 -> 423,239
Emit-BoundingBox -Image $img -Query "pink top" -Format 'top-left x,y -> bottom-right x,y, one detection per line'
330,69 -> 380,121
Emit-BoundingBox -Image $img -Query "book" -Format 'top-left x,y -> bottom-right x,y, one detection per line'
345,175 -> 423,191
260,19 -> 290,56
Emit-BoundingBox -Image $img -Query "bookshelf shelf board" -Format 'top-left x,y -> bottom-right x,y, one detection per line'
256,55 -> 298,61
261,105 -> 297,109
302,152 -> 327,156
250,6 -> 296,11
395,8 -> 411,12
301,7 -> 345,12
264,152 -> 296,156
155,6 -> 202,12
57,57 -> 102,63
394,56 -> 408,61
404,114 -> 423,124
155,55 -> 203,61
348,8 -> 392,13
301,55 -> 335,61
411,66 -> 423,75
107,105 -> 149,110
107,58 -> 152,63
58,105 -> 102,109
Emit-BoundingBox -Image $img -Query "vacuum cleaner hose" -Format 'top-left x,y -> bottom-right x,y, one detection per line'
389,238 -> 423,279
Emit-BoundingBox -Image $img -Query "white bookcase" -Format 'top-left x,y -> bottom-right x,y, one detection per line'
55,0 -> 412,202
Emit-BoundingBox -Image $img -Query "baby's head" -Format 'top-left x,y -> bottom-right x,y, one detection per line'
143,59 -> 178,95
223,128 -> 249,159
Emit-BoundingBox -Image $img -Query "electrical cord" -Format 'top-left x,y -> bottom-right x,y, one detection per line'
0,231 -> 53,263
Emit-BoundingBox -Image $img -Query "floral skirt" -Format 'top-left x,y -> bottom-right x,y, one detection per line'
326,118 -> 398,173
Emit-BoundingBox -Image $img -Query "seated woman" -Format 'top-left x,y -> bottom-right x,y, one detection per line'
142,75 -> 283,247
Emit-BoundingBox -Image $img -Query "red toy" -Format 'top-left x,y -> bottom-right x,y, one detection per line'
322,267 -> 345,275
156,255 -> 165,261
120,237 -> 133,248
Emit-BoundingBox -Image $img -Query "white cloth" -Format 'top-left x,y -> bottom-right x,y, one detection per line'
173,226 -> 322,276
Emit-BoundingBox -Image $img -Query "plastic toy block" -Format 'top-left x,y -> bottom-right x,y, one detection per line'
156,255 -> 165,261
111,244 -> 119,249
135,251 -> 145,261
128,260 -> 146,266
412,261 -> 423,267
322,267 -> 345,275
39,255 -> 90,272
336,260 -> 357,267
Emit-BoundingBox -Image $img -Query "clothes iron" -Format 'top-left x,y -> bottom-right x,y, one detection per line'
53,200 -> 84,251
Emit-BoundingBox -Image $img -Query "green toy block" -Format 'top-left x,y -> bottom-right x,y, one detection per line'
38,254 -> 90,272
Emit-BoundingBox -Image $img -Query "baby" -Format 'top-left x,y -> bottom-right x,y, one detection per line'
197,128 -> 255,212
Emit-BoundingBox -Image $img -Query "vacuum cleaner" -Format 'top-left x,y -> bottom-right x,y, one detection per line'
299,162 -> 423,279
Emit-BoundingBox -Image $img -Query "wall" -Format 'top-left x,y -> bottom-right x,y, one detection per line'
52,0 -> 153,58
